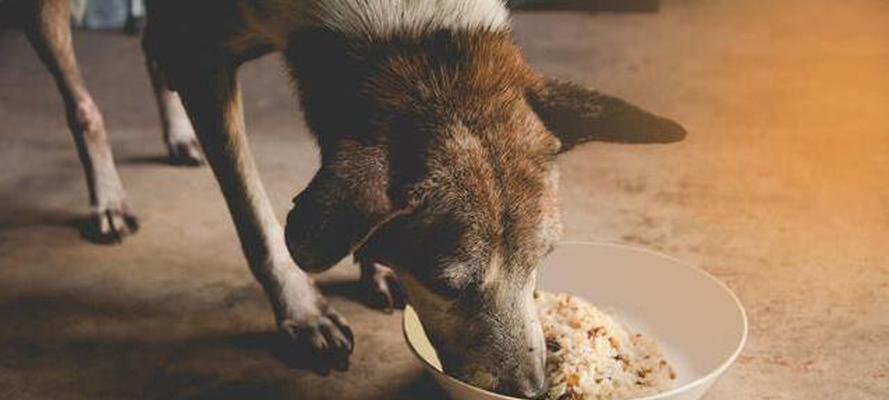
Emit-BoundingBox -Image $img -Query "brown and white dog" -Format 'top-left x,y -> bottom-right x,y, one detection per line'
3,0 -> 685,397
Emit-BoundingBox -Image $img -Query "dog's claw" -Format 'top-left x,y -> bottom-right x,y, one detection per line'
360,262 -> 405,313
167,138 -> 204,166
279,303 -> 354,370
89,203 -> 139,244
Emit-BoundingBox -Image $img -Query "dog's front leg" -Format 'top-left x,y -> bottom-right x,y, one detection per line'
174,62 -> 353,366
23,0 -> 137,242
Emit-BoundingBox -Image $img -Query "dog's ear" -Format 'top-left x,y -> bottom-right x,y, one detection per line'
526,77 -> 687,152
352,210 -> 416,270
355,207 -> 459,276
284,145 -> 393,273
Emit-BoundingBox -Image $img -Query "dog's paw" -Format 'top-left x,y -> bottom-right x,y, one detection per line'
87,202 -> 139,244
360,262 -> 405,313
167,138 -> 204,166
278,303 -> 354,371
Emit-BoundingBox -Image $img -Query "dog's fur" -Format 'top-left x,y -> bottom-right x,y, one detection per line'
3,0 -> 685,397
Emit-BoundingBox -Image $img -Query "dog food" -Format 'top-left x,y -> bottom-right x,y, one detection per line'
536,291 -> 676,400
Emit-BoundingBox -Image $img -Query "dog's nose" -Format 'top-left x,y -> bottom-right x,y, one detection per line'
502,380 -> 547,399
520,369 -> 548,399
500,368 -> 548,399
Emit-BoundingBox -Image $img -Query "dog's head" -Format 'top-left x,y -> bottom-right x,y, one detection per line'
284,30 -> 684,398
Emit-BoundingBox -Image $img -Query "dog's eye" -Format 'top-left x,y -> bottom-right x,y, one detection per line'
421,263 -> 482,298
437,263 -> 475,292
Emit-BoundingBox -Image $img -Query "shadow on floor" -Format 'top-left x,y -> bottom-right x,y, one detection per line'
0,191 -> 133,245
320,279 -> 406,312
0,191 -> 82,233
0,273 -> 440,400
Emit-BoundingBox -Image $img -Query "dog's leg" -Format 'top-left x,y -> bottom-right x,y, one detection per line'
174,63 -> 353,365
358,260 -> 405,312
145,55 -> 203,166
123,0 -> 144,36
23,0 -> 137,242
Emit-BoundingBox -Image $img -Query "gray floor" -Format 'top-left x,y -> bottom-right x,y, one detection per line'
1,0 -> 888,399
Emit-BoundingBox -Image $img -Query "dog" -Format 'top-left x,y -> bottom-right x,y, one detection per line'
2,0 -> 685,397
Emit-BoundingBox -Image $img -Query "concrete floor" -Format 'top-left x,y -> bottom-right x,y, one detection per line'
1,0 -> 887,399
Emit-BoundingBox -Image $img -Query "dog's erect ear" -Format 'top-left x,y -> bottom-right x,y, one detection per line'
526,77 -> 687,152
284,145 -> 393,273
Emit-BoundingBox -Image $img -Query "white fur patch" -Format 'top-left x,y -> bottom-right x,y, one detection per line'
261,0 -> 509,41
312,0 -> 510,37
481,253 -> 502,288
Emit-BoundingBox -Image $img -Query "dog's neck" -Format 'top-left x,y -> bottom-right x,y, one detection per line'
285,27 -> 535,145
284,26 -> 544,200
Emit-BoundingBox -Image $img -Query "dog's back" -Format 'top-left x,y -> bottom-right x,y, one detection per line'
144,0 -> 509,57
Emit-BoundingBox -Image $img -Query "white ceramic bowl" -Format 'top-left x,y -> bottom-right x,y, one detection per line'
403,242 -> 747,400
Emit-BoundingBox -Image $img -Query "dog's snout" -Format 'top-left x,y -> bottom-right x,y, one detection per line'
525,349 -> 549,399
525,316 -> 548,398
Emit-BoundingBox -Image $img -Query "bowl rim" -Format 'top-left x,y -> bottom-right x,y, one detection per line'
402,241 -> 749,400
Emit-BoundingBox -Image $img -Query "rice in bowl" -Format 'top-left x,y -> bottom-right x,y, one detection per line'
536,291 -> 676,400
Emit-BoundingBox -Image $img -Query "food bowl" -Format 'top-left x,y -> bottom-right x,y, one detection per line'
403,242 -> 747,400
